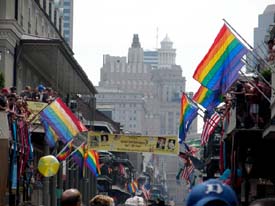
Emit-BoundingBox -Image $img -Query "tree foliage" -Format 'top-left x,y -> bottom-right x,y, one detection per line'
0,72 -> 4,89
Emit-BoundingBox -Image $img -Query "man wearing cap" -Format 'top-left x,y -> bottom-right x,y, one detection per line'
186,179 -> 238,206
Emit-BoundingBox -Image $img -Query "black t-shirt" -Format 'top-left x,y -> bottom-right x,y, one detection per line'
0,95 -> 7,109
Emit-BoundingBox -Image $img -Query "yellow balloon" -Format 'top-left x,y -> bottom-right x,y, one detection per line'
38,155 -> 60,177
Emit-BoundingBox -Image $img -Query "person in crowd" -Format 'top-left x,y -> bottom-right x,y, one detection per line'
89,194 -> 114,206
186,179 -> 239,206
267,39 -> 275,62
20,86 -> 33,101
231,80 -> 246,128
125,196 -> 145,206
0,88 -> 9,111
245,75 -> 261,129
249,198 -> 275,206
61,188 -> 82,206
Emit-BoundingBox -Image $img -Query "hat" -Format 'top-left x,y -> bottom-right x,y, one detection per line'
1,88 -> 9,94
125,196 -> 145,206
38,84 -> 45,92
186,179 -> 238,206
252,74 -> 259,79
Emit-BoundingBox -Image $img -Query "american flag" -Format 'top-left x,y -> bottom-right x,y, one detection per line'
181,164 -> 195,181
201,112 -> 221,146
141,184 -> 151,200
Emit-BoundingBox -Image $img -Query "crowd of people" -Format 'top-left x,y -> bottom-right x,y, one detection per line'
225,74 -> 271,129
0,84 -> 58,120
60,178 -> 275,206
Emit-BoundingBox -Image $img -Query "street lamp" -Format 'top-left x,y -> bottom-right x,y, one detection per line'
245,156 -> 253,175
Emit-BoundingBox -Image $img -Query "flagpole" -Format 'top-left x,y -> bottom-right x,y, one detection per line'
223,18 -> 275,76
27,97 -> 58,124
55,139 -> 74,157
65,141 -> 86,160
222,19 -> 253,50
239,70 -> 271,104
183,92 -> 206,114
183,92 -> 221,128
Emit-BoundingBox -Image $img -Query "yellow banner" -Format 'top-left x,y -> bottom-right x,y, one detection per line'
27,101 -> 48,123
88,132 -> 179,155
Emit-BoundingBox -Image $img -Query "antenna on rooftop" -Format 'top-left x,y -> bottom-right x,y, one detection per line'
156,27 -> 159,49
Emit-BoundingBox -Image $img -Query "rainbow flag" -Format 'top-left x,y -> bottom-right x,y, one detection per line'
127,180 -> 138,193
56,141 -> 73,161
193,24 -> 249,94
40,97 -> 88,144
193,85 -> 222,115
72,144 -> 85,169
85,149 -> 99,177
41,118 -> 59,148
178,93 -> 198,143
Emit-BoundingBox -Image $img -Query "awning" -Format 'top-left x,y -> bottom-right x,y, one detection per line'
17,37 -> 97,96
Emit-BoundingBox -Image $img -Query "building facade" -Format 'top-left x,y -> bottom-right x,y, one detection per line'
0,0 -> 97,205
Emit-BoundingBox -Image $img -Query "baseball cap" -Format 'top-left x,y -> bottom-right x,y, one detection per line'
186,179 -> 238,206
125,196 -> 145,206
38,84 -> 45,92
1,88 -> 9,94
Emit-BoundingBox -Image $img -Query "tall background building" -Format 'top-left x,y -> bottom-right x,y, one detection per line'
247,4 -> 275,72
96,34 -> 197,205
62,0 -> 74,48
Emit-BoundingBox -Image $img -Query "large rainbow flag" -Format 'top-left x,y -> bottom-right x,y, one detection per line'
193,24 -> 249,94
40,97 -> 88,144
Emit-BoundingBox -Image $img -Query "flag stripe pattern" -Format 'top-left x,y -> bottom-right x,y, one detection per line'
181,164 -> 195,181
40,97 -> 87,144
193,85 -> 222,115
179,94 -> 198,143
41,119 -> 59,148
72,144 -> 85,169
193,24 -> 249,93
85,149 -> 99,177
56,141 -> 73,161
141,184 -> 151,200
201,112 -> 221,146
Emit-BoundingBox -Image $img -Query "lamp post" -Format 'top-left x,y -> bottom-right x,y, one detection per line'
244,152 -> 253,206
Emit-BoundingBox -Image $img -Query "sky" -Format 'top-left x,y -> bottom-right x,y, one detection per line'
73,0 -> 275,93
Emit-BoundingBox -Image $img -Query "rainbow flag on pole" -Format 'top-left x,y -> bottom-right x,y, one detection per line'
85,149 -> 100,177
40,97 -> 87,144
178,93 -> 198,143
56,140 -> 73,161
193,24 -> 249,94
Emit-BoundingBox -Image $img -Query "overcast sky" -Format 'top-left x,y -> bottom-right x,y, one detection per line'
73,0 -> 274,93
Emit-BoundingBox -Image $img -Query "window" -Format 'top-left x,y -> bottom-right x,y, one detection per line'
54,9 -> 57,25
43,0 -> 46,10
49,2 -> 52,20
64,1 -> 71,6
63,16 -> 70,21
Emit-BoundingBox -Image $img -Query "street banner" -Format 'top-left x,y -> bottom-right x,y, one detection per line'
27,101 -> 48,123
88,132 -> 179,155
